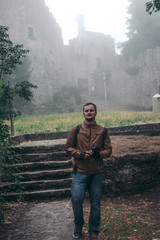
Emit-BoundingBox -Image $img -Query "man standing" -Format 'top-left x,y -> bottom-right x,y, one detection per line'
65,102 -> 112,240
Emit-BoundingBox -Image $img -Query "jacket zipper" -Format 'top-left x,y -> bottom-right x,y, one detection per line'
88,126 -> 91,174
89,126 -> 91,149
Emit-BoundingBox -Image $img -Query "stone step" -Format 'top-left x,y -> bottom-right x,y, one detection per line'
12,144 -> 65,154
2,188 -> 71,201
0,178 -> 72,192
2,139 -> 73,201
11,160 -> 72,172
17,152 -> 70,162
14,168 -> 73,181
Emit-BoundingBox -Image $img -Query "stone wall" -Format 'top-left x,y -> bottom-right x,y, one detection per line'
107,47 -> 160,109
103,152 -> 160,196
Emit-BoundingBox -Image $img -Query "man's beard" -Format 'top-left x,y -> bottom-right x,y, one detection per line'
86,117 -> 94,121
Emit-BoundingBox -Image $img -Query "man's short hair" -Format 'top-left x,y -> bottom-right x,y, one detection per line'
83,102 -> 97,112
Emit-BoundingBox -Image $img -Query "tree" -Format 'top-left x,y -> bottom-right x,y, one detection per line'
0,26 -> 37,220
0,25 -> 37,134
146,0 -> 160,14
0,26 -> 28,78
121,0 -> 160,57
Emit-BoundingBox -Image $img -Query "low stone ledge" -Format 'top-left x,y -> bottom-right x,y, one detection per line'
9,132 -> 68,145
9,123 -> 160,144
108,122 -> 160,132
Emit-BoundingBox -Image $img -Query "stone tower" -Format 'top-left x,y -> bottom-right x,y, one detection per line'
77,15 -> 85,35
68,15 -> 116,98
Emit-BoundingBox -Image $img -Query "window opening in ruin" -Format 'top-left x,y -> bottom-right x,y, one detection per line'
28,27 -> 34,39
78,78 -> 89,93
96,57 -> 102,70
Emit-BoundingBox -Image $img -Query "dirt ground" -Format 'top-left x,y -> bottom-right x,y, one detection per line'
1,186 -> 160,239
111,134 -> 160,156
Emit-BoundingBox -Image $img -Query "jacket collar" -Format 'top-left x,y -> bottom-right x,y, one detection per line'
84,120 -> 96,127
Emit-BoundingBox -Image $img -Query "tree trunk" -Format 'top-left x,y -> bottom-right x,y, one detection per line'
10,115 -> 14,136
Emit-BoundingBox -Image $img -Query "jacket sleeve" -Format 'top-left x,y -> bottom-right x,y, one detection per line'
65,126 -> 81,159
100,132 -> 112,158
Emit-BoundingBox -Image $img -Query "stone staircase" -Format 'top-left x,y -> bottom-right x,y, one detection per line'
1,139 -> 73,201
1,123 -> 160,202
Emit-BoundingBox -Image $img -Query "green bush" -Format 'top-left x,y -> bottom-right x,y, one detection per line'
53,85 -> 82,111
124,66 -> 141,76
36,85 -> 82,114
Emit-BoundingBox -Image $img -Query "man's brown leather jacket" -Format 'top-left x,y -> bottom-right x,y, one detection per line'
65,122 -> 112,174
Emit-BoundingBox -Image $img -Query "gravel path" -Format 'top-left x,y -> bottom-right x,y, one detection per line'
1,200 -> 74,240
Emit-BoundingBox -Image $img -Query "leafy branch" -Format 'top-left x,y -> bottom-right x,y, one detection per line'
146,0 -> 160,14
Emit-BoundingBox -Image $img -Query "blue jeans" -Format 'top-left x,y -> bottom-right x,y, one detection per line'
71,172 -> 103,233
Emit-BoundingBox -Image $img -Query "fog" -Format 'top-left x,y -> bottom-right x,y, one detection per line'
44,0 -> 129,46
0,0 -> 160,114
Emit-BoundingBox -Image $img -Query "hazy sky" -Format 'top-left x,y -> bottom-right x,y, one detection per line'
45,0 -> 129,45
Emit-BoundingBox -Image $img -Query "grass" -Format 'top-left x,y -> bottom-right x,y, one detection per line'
7,111 -> 160,135
83,201 -> 160,240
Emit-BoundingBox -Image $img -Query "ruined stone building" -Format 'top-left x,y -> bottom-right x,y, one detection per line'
65,15 -> 115,96
113,48 -> 160,109
0,0 -> 65,104
0,0 -> 160,110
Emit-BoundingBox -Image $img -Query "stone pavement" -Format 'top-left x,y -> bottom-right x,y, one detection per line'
1,200 -> 75,240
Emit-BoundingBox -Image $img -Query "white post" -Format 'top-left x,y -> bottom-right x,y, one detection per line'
102,72 -> 107,111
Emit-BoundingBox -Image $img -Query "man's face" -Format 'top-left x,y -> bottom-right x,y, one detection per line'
83,104 -> 97,121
